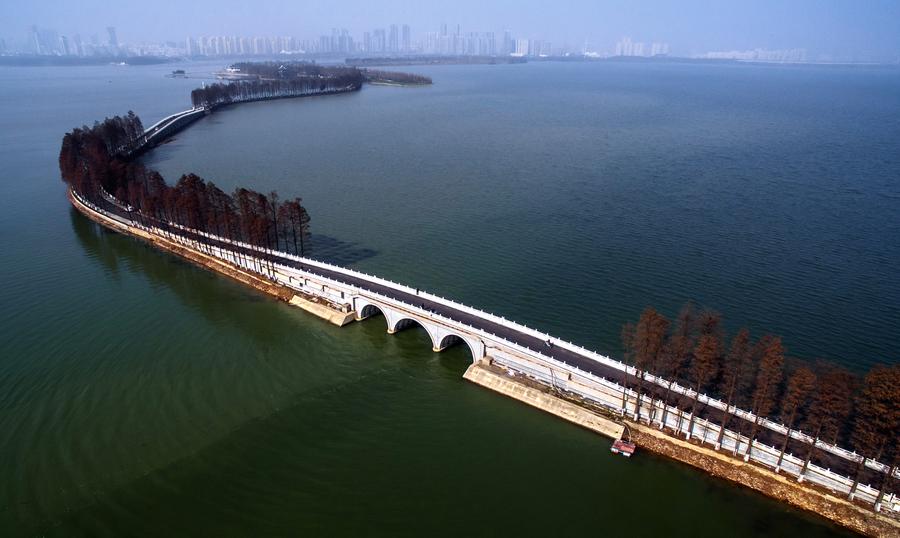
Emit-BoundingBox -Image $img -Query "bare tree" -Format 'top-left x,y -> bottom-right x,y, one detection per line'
631,307 -> 670,422
875,450 -> 900,513
743,336 -> 784,460
191,64 -> 365,109
775,366 -> 816,472
657,303 -> 695,430
715,328 -> 753,450
685,332 -> 721,439
798,365 -> 855,482
278,197 -> 311,256
60,96 -> 327,292
619,322 -> 636,415
849,365 -> 900,507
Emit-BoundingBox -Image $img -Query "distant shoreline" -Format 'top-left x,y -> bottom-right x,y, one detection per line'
345,54 -> 897,68
367,81 -> 422,87
0,55 -> 174,67
347,55 -> 527,67
2,53 -> 893,69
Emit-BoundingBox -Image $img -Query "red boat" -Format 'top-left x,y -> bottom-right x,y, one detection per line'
610,439 -> 636,457
611,426 -> 636,457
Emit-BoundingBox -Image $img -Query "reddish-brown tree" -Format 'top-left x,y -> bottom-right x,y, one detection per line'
743,336 -> 784,459
685,332 -> 721,439
715,328 -> 753,450
619,322 -> 636,414
278,198 -> 312,257
674,310 -> 721,433
631,307 -> 670,422
60,106 -> 314,284
849,365 -> 900,507
798,365 -> 855,481
658,303 -> 695,430
775,366 -> 816,472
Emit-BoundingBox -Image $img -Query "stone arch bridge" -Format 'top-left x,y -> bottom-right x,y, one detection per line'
354,298 -> 485,358
69,187 -> 900,512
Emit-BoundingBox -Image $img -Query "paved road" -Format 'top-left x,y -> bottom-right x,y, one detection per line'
85,193 -> 879,487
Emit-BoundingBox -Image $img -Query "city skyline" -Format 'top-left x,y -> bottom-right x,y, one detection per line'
3,22 -> 672,59
4,21 -> 898,64
2,0 -> 900,62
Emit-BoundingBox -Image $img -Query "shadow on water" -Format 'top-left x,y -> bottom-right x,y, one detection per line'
69,208 -> 331,345
69,207 -> 467,375
306,233 -> 378,266
69,211 -> 127,281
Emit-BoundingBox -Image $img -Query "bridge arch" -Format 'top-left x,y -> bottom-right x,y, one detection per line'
388,316 -> 441,350
354,298 -> 394,333
438,334 -> 465,350
355,299 -> 438,346
353,297 -> 484,362
433,327 -> 485,362
435,334 -> 479,359
358,303 -> 384,321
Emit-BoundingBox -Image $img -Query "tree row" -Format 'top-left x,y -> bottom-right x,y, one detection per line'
620,304 -> 899,509
192,64 -> 365,109
231,61 -> 363,81
60,113 -> 312,264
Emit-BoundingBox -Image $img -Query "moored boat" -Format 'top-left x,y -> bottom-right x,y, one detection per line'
610,439 -> 636,457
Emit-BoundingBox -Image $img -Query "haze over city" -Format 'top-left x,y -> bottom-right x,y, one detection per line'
3,0 -> 900,62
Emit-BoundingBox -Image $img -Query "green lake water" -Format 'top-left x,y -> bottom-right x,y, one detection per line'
3,59 -> 898,536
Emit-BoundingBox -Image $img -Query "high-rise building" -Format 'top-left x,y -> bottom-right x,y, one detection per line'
615,37 -> 632,56
34,27 -> 60,55
30,25 -> 42,55
72,34 -> 84,56
373,28 -> 386,53
338,29 -> 353,53
481,32 -> 496,55
501,30 -> 512,55
514,39 -> 529,56
106,26 -> 119,50
616,37 -> 665,57
389,24 -> 399,53
401,24 -> 411,53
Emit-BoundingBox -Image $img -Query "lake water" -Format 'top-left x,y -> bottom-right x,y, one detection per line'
2,58 -> 898,536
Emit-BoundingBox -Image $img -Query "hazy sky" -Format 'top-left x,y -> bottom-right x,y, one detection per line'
4,0 -> 900,59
